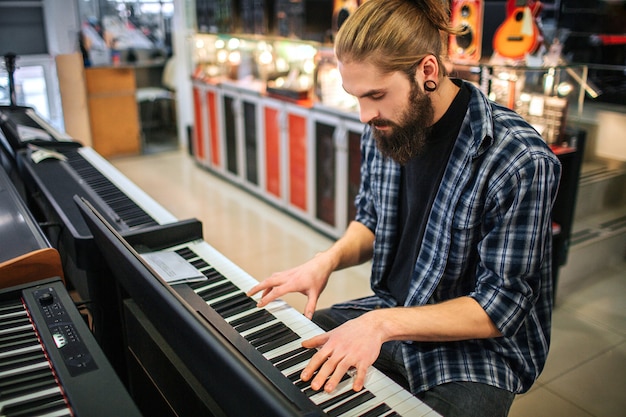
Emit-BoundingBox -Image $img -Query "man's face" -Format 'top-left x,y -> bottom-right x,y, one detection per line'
339,60 -> 434,164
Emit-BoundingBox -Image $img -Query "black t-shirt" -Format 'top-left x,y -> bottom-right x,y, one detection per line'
384,79 -> 471,304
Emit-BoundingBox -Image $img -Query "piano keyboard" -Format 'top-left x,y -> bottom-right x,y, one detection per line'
165,241 -> 440,417
0,279 -> 141,417
66,146 -> 177,227
0,297 -> 74,416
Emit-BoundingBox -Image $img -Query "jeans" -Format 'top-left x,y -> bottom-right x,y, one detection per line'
312,306 -> 516,417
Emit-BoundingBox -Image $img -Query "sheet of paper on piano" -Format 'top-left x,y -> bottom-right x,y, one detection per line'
141,249 -> 206,284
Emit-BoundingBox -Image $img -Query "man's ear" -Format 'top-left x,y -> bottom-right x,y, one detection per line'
420,55 -> 439,80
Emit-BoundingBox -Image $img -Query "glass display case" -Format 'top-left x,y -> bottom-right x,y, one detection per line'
454,62 -> 591,145
191,33 -> 318,99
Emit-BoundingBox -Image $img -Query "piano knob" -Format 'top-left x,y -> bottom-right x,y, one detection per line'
39,292 -> 54,306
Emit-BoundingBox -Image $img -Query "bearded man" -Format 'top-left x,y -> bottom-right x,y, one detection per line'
248,0 -> 562,415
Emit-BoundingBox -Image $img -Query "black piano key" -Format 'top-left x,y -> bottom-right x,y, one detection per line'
196,281 -> 239,301
211,294 -> 258,318
326,390 -> 376,417
257,332 -> 301,354
275,349 -> 316,372
231,310 -> 275,333
190,259 -> 210,270
196,269 -> 227,285
174,247 -> 196,260
317,388 -> 360,410
270,346 -> 309,365
358,403 -> 393,417
245,322 -> 288,344
287,368 -> 312,385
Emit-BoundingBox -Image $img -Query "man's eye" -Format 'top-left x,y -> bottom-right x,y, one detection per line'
370,93 -> 384,100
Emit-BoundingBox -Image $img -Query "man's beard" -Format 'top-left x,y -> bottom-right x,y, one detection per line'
370,82 -> 434,165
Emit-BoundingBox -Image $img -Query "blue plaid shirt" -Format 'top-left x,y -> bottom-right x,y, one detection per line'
338,81 -> 561,395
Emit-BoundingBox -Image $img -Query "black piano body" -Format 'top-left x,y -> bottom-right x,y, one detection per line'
0,277 -> 142,417
77,197 -> 439,417
0,161 -> 64,288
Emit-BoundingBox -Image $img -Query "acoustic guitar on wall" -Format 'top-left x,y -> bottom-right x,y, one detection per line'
493,0 -> 543,59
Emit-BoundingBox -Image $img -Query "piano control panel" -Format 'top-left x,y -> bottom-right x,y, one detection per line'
29,286 -> 98,377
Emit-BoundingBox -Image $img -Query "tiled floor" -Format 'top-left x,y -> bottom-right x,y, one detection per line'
111,149 -> 626,417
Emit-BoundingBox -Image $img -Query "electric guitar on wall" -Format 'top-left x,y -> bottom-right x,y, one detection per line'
493,0 -> 543,59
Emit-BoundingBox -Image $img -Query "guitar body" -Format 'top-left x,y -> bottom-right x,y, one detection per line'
493,0 -> 542,59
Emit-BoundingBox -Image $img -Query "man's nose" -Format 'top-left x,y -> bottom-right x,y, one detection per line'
358,101 -> 377,124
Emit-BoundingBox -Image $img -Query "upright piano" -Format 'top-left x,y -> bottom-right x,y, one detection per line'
78,196 -> 441,417
0,277 -> 142,417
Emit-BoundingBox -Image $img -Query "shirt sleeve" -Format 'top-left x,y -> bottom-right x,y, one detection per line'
470,145 -> 561,338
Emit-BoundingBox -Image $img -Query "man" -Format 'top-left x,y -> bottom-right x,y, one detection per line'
248,0 -> 561,415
